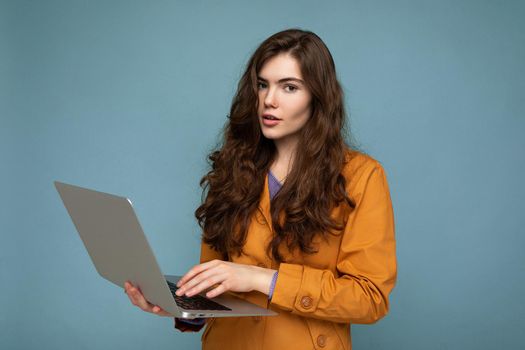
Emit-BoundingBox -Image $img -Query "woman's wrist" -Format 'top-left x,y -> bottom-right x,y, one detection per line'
252,266 -> 278,295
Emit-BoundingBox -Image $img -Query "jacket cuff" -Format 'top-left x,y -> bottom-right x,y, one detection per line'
270,263 -> 323,314
174,317 -> 206,332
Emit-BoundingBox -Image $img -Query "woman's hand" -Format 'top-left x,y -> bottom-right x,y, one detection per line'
124,281 -> 173,317
175,260 -> 276,298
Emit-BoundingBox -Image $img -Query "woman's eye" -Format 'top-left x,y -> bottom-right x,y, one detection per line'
284,85 -> 298,92
257,82 -> 267,89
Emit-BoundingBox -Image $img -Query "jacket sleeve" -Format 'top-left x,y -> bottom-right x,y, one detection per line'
269,163 -> 397,324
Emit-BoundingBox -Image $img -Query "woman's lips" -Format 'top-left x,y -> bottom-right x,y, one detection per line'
262,118 -> 280,126
262,114 -> 281,126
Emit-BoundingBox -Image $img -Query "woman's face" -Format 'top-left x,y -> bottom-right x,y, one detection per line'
257,53 -> 312,147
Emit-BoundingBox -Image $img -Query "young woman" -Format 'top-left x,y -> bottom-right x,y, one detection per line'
125,28 -> 397,350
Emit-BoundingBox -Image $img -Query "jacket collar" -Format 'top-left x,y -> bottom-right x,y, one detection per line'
257,172 -> 272,228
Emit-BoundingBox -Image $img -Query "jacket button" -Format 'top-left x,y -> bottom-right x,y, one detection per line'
300,296 -> 312,309
317,334 -> 327,347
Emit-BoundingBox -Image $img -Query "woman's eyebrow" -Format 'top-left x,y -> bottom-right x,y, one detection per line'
257,76 -> 304,85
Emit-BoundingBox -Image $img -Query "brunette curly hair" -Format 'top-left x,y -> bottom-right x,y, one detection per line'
195,28 -> 358,263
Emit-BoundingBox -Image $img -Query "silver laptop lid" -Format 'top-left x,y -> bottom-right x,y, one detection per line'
54,181 -> 182,317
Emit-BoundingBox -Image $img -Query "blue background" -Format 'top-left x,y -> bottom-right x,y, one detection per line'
2,0 -> 524,349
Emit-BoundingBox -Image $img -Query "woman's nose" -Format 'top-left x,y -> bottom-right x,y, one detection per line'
264,89 -> 278,108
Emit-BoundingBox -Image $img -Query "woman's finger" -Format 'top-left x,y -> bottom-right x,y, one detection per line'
128,284 -> 152,310
176,263 -> 227,295
151,305 -> 172,316
125,282 -> 172,317
125,282 -> 140,305
182,271 -> 228,297
205,283 -> 227,298
176,260 -> 221,287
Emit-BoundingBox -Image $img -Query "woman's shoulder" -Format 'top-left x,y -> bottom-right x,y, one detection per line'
341,148 -> 387,193
342,148 -> 384,175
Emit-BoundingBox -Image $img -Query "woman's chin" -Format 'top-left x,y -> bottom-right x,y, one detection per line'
260,128 -> 279,140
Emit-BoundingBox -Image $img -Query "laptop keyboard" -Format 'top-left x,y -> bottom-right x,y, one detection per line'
167,281 -> 231,311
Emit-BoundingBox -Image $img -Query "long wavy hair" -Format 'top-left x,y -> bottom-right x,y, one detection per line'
195,28 -> 357,263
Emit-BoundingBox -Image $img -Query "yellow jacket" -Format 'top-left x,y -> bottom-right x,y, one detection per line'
199,151 -> 397,350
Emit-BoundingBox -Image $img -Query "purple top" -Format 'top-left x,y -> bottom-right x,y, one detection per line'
268,170 -> 283,199
266,171 -> 281,299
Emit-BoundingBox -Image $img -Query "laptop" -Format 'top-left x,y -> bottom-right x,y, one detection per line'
54,181 -> 277,319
